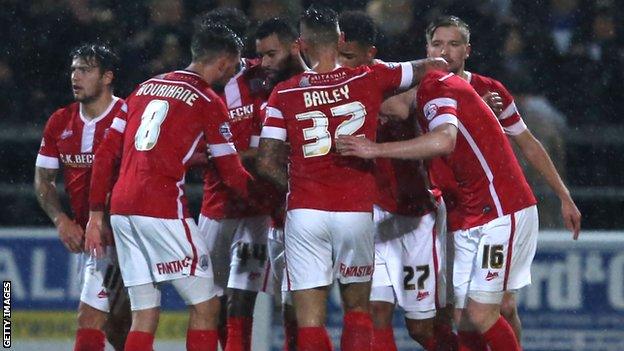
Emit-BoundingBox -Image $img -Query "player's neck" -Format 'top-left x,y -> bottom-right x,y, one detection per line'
80,93 -> 113,120
308,49 -> 340,73
457,68 -> 469,81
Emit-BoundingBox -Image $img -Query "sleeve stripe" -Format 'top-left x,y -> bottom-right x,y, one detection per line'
266,106 -> 283,119
499,101 -> 519,120
209,142 -> 237,157
249,135 -> 260,148
110,117 -> 126,133
399,62 -> 413,90
424,97 -> 458,111
260,126 -> 287,141
503,119 -> 528,136
35,154 -> 59,169
429,113 -> 459,131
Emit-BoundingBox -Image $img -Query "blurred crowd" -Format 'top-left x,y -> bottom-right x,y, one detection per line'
1,0 -> 623,129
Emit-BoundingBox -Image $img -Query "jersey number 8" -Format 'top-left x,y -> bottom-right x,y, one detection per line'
295,101 -> 366,158
135,99 -> 169,151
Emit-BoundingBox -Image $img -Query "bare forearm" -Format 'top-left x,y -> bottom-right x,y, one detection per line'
240,148 -> 258,175
521,140 -> 572,201
376,126 -> 456,160
34,169 -> 66,224
257,138 -> 289,193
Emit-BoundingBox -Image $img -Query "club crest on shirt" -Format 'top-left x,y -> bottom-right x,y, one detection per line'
60,129 -> 73,140
219,122 -> 233,141
425,103 -> 438,121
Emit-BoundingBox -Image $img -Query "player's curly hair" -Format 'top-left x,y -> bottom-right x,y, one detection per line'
426,16 -> 471,44
191,24 -> 243,63
299,6 -> 339,45
196,7 -> 250,40
255,17 -> 297,43
70,43 -> 119,79
339,10 -> 378,47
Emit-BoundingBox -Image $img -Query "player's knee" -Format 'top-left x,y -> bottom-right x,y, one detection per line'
370,301 -> 394,328
405,318 -> 434,345
228,289 -> 258,317
500,293 -> 518,320
171,276 -> 218,306
77,302 -> 107,329
465,291 -> 503,327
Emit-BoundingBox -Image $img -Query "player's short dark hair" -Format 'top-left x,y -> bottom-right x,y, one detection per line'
70,43 -> 119,78
299,6 -> 339,45
196,7 -> 250,40
426,16 -> 471,44
339,11 -> 378,47
191,24 -> 243,62
255,18 -> 298,44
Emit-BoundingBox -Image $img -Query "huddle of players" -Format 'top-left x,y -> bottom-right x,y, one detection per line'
35,4 -> 581,351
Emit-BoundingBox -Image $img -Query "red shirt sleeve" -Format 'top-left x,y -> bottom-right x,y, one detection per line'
372,62 -> 414,96
417,76 -> 459,132
260,90 -> 287,141
35,110 -> 62,169
89,105 -> 127,211
204,98 -> 253,198
488,79 -> 526,135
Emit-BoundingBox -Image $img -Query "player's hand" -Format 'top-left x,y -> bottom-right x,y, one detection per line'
55,213 -> 84,253
561,198 -> 581,240
85,211 -> 106,258
482,91 -> 504,116
336,135 -> 379,159
423,57 -> 449,72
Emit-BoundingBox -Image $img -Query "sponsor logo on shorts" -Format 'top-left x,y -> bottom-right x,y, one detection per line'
416,290 -> 430,301
97,289 -> 109,299
485,271 -> 499,281
248,272 -> 261,281
156,257 -> 192,275
339,263 -> 373,278
199,255 -> 209,270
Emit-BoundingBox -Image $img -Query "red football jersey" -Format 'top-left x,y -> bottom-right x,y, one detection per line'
36,97 -> 125,228
417,71 -> 536,231
262,62 -> 414,211
375,114 -> 435,216
467,71 -> 527,136
89,70 -> 252,219
201,59 -> 273,219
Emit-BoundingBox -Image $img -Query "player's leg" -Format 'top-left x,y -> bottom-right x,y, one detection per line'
284,209 -> 334,351
500,291 -> 521,342
268,226 -> 297,351
102,254 -> 132,350
332,211 -> 375,351
74,301 -> 107,351
225,215 -> 271,351
369,295 -> 397,351
198,214 -> 235,349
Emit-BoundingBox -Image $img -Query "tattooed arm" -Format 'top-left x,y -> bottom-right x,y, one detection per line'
34,166 -> 84,252
256,138 -> 288,194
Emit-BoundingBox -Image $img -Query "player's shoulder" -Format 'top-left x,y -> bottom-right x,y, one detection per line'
48,102 -> 78,124
240,61 -> 271,97
469,72 -> 506,90
420,70 -> 458,90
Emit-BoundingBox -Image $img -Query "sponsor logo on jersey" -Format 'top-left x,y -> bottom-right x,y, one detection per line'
59,153 -> 94,168
339,263 -> 373,278
219,122 -> 233,141
485,270 -> 499,281
228,104 -> 254,122
416,290 -> 430,301
425,103 -> 438,121
60,129 -> 73,140
156,257 -> 192,275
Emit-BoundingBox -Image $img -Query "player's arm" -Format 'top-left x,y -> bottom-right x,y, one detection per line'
34,166 -> 84,253
86,113 -> 125,258
337,123 -> 457,160
256,138 -> 288,193
406,58 -> 448,89
379,88 -> 417,122
511,130 -> 581,239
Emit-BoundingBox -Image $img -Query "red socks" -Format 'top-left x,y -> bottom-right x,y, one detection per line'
124,331 -> 154,351
74,328 -> 105,351
283,319 -> 298,351
187,329 -> 218,351
458,331 -> 487,351
218,324 -> 228,350
225,316 -> 253,351
482,316 -> 521,351
372,327 -> 398,351
298,327 -> 333,351
341,311 -> 373,351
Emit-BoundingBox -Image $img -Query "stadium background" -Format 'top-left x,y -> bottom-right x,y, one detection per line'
1,0 -> 623,350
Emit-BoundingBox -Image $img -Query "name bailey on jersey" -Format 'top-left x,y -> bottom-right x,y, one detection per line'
303,85 -> 350,108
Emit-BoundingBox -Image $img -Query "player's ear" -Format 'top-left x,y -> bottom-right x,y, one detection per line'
465,43 -> 471,59
368,46 -> 378,61
290,39 -> 300,55
102,70 -> 114,86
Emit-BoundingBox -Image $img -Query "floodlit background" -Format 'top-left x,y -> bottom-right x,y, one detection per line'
1,0 -> 623,350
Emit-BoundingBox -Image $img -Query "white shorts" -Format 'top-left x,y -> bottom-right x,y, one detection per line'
267,227 -> 292,305
198,214 -> 271,295
111,215 -> 215,288
370,204 -> 447,320
78,247 -> 114,313
283,209 -> 374,291
453,205 -> 539,308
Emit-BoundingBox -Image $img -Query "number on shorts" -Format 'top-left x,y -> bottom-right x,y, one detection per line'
134,99 -> 169,151
403,265 -> 430,291
295,101 -> 366,158
235,243 -> 267,265
482,244 -> 504,269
